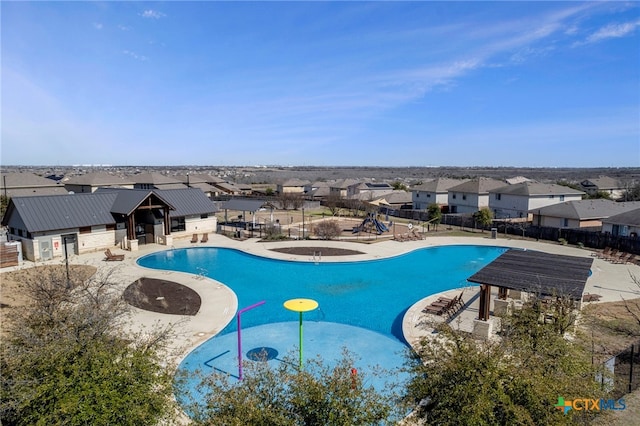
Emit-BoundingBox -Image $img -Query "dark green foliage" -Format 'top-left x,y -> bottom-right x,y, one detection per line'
427,203 -> 442,229
187,350 -> 404,425
405,301 -> 602,425
473,207 -> 493,232
1,268 -> 177,425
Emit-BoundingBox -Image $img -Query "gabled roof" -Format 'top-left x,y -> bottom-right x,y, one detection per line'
155,188 -> 217,217
130,173 -> 184,185
280,178 -> 309,187
331,179 -> 360,189
491,181 -> 585,196
602,207 -> 640,227
531,199 -> 640,220
176,173 -> 225,185
2,193 -> 118,232
448,177 -> 505,194
0,172 -> 63,189
505,176 -> 532,185
581,176 -> 623,190
95,188 -> 175,216
412,178 -> 466,192
63,172 -> 135,186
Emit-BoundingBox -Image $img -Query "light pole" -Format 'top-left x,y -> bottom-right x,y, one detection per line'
63,236 -> 70,288
301,207 -> 305,240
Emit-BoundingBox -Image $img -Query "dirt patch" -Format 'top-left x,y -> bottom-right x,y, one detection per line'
123,277 -> 201,315
269,246 -> 365,256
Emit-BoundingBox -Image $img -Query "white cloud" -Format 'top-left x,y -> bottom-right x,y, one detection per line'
92,22 -> 103,30
140,10 -> 165,19
585,19 -> 640,43
122,50 -> 147,61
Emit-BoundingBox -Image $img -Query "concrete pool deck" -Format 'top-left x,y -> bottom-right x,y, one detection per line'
6,233 -> 640,362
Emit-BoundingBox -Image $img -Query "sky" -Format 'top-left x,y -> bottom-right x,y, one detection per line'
2,1 -> 639,168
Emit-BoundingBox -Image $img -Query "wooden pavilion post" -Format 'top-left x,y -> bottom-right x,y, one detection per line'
478,284 -> 491,321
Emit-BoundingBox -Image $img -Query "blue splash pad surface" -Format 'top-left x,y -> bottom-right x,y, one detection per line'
176,321 -> 411,409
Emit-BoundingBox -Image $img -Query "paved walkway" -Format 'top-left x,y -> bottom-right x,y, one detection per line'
5,233 -> 640,362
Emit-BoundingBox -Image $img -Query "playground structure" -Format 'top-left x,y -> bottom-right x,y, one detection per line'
352,214 -> 390,235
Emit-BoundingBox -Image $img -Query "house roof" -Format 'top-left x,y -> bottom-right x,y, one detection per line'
63,172 -> 135,186
2,193 -> 118,232
581,176 -> 623,190
467,249 -> 593,300
218,198 -> 275,212
331,179 -> 360,189
280,178 -> 309,187
448,177 -> 505,194
532,199 -> 640,220
602,207 -> 640,227
491,181 -> 585,197
0,172 -> 64,189
411,178 -> 466,192
130,173 -> 184,185
176,173 -> 225,184
505,176 -> 532,185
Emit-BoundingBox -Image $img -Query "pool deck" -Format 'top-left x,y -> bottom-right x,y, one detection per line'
5,233 -> 640,362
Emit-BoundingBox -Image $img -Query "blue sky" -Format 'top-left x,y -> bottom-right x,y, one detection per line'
2,1 -> 639,167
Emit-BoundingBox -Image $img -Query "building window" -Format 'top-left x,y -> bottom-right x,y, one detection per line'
462,195 -> 467,200
563,218 -> 569,227
200,214 -> 209,219
171,217 -> 186,232
495,194 -> 501,200
427,193 -> 431,198
549,195 -> 554,199
560,195 -> 565,201
79,226 -> 91,234
416,193 -> 419,198
106,224 -> 116,231
452,194 -> 457,199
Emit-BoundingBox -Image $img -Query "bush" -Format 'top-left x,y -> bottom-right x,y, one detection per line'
313,220 -> 342,240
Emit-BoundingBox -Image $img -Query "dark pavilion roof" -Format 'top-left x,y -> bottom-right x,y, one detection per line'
467,249 -> 593,299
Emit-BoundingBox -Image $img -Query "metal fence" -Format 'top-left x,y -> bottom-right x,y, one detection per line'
602,341 -> 640,399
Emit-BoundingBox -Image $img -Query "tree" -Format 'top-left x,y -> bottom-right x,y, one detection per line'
427,203 -> 442,231
188,350 -> 404,425
1,267 -> 178,426
621,182 -> 640,201
391,181 -> 408,191
313,220 -> 342,240
404,302 -> 602,425
473,207 -> 493,232
0,194 -> 8,218
324,193 -> 343,216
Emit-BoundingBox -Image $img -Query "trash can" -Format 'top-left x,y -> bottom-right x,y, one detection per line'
491,228 -> 498,239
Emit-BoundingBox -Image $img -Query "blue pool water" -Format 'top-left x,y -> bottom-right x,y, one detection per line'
138,244 -> 507,415
138,245 -> 506,342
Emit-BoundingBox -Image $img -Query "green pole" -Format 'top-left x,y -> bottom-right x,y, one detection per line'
299,311 -> 303,370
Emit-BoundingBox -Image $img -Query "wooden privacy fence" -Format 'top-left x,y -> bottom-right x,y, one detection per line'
0,243 -> 19,268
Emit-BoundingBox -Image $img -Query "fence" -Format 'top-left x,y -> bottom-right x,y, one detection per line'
0,242 -> 19,268
379,207 -> 640,255
602,341 -> 640,399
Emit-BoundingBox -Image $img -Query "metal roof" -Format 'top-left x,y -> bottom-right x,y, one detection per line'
154,188 -> 217,217
3,193 -> 118,232
467,249 -> 593,299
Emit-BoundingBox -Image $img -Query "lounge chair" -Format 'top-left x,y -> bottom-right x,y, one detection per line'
582,293 -> 602,302
613,252 -> 633,264
104,248 -> 124,261
190,234 -> 198,243
201,233 -> 208,243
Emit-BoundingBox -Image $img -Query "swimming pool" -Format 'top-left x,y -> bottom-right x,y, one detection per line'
138,244 -> 507,414
137,244 -> 507,342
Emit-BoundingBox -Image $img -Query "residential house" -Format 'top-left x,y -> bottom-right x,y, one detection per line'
176,173 -> 226,198
447,178 -> 506,214
307,181 -> 332,200
63,172 -> 135,193
0,172 -> 68,197
601,207 -> 640,238
277,179 -> 310,194
329,179 -> 360,198
411,178 -> 467,210
1,188 -> 217,261
131,173 -> 187,190
490,182 -> 585,220
580,176 -> 626,200
530,199 -> 640,229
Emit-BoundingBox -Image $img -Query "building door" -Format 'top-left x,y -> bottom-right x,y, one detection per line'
39,240 -> 53,260
61,234 -> 77,256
